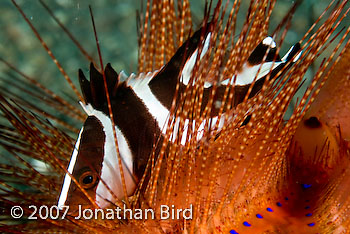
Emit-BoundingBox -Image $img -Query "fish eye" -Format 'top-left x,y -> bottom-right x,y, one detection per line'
79,171 -> 97,189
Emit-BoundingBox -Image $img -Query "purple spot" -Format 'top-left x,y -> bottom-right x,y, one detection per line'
307,223 -> 315,227
302,184 -> 312,189
267,207 -> 273,212
305,206 -> 310,209
306,213 -> 312,217
285,197 -> 289,201
276,202 -> 282,207
256,214 -> 263,219
243,221 -> 251,227
230,230 -> 239,234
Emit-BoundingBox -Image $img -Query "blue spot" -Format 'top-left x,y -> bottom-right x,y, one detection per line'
302,184 -> 312,189
230,230 -> 239,234
285,197 -> 289,201
307,223 -> 315,227
256,214 -> 263,219
305,206 -> 310,209
276,202 -> 282,207
243,221 -> 251,227
267,207 -> 273,212
306,213 -> 312,217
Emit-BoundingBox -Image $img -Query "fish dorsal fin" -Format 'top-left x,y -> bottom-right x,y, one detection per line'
79,68 -> 93,105
78,63 -> 119,111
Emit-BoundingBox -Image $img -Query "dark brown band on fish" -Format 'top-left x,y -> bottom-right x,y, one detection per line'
109,83 -> 161,179
62,115 -> 105,207
149,27 -> 211,109
73,116 -> 105,181
248,41 -> 281,65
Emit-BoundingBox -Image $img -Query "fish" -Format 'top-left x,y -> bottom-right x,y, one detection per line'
57,25 -> 301,210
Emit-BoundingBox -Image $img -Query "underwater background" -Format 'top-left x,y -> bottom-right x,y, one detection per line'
0,0 -> 335,104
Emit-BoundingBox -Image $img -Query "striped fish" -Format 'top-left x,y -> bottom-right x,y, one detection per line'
58,27 -> 301,209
